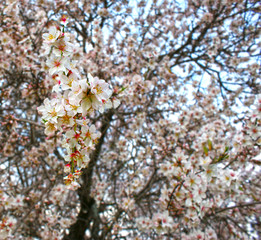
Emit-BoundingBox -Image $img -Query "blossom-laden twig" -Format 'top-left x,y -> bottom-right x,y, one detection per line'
38,20 -> 119,185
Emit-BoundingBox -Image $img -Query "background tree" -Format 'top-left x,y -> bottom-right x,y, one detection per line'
0,0 -> 260,239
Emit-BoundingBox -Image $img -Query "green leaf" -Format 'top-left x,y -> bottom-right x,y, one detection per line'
71,161 -> 74,174
203,145 -> 209,156
224,146 -> 229,153
207,139 -> 212,151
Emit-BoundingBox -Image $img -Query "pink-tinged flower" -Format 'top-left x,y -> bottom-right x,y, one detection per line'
81,94 -> 103,115
64,93 -> 81,116
64,146 -> 90,169
64,173 -> 74,185
64,103 -> 81,117
184,208 -> 198,222
66,130 -> 82,147
221,170 -> 237,187
46,56 -> 69,75
38,98 -> 65,123
184,173 -> 201,190
76,118 -> 90,126
66,60 -> 81,77
89,73 -> 112,102
53,39 -> 73,57
136,217 -> 152,232
0,215 -> 17,239
70,149 -> 89,168
44,121 -> 57,136
152,211 -> 174,234
78,75 -> 113,115
77,79 -> 98,115
78,149 -> 90,168
67,181 -> 81,191
64,163 -> 71,173
0,33 -> 11,45
121,197 -> 135,210
60,72 -> 78,90
185,192 -> 193,207
247,124 -> 260,140
60,15 -> 69,26
41,42 -> 53,57
43,26 -> 60,44
81,124 -> 101,146
199,156 -> 212,168
57,112 -> 75,128
80,96 -> 92,115
68,80 -> 83,98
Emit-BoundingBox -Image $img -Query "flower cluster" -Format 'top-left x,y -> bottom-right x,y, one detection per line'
0,216 -> 17,239
136,211 -> 174,234
38,22 -> 118,184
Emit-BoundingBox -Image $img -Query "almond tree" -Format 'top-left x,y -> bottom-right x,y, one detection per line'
0,0 -> 260,239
